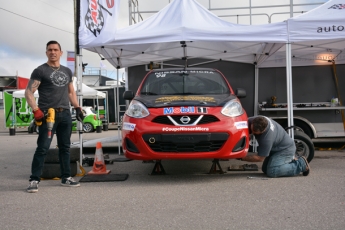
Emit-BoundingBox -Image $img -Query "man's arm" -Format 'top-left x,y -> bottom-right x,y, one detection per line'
241,154 -> 265,162
25,79 -> 40,110
68,82 -> 80,108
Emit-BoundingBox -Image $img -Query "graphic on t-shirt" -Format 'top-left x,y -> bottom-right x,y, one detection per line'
50,70 -> 69,87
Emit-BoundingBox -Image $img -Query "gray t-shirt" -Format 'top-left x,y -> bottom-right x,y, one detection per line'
248,116 -> 295,157
30,63 -> 72,111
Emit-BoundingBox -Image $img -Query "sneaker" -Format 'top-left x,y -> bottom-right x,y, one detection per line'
61,177 -> 80,187
300,156 -> 311,176
27,180 -> 39,193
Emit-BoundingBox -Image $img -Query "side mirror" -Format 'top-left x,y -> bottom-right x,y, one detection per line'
123,90 -> 134,100
235,88 -> 246,98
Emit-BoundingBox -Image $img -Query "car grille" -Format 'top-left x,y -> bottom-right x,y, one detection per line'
142,133 -> 228,152
152,115 -> 219,125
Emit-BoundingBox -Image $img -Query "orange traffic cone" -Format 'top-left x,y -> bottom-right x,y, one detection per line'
87,142 -> 111,175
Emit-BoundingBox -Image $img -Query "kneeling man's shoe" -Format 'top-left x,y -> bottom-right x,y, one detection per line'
300,156 -> 310,176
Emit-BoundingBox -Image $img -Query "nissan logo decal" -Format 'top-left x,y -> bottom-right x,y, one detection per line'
180,116 -> 191,124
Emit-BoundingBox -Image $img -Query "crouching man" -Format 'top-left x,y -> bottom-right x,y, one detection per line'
239,116 -> 310,178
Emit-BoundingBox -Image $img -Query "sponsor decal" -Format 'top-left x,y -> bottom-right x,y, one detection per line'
156,96 -> 216,103
197,107 -> 208,113
162,127 -> 209,132
122,122 -> 136,131
84,0 -> 115,37
155,72 -> 166,78
154,70 -> 215,75
317,25 -> 344,33
163,107 -> 195,114
328,4 -> 345,9
234,121 -> 248,129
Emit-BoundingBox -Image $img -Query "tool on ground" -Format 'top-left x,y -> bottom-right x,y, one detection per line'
46,108 -> 55,138
247,176 -> 269,180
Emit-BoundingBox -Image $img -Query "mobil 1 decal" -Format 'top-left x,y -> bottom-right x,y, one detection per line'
163,106 -> 208,115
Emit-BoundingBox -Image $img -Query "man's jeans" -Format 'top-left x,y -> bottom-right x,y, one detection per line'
30,109 -> 72,182
262,145 -> 308,178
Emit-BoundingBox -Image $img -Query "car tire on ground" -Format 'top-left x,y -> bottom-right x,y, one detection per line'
294,130 -> 314,163
44,148 -> 80,163
41,163 -> 78,179
83,123 -> 94,133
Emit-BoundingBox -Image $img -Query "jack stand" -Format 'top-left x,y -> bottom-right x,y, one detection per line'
209,159 -> 225,174
150,160 -> 166,175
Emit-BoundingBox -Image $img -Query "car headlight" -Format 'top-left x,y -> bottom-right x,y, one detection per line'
125,100 -> 150,118
221,100 -> 244,117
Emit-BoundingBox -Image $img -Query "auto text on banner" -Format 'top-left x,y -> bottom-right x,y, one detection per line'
78,0 -> 121,48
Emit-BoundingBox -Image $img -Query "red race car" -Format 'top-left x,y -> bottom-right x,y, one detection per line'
122,68 -> 249,173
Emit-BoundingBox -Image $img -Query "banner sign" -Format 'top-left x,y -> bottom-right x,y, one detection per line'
79,0 -> 121,47
3,91 -> 34,128
67,51 -> 75,75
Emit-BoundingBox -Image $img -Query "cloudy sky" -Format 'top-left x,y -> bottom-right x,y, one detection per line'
0,0 -> 327,79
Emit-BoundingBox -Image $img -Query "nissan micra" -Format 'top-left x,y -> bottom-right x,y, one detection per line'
122,68 -> 249,169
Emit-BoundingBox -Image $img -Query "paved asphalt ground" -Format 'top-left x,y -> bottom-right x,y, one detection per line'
0,127 -> 344,230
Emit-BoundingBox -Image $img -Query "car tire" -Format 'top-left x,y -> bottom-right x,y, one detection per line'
283,120 -> 313,139
83,123 -> 94,133
294,130 -> 314,163
41,163 -> 78,179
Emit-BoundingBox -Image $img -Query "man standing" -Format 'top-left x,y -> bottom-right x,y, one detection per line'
239,116 -> 310,178
25,40 -> 84,193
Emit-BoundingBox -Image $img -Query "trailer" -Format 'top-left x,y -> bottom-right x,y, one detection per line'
82,85 -> 126,129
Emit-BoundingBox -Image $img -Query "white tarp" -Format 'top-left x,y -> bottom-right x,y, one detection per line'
81,0 -> 287,68
79,0 -> 121,47
261,0 -> 345,67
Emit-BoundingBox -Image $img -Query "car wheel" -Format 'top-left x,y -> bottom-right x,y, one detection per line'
83,123 -> 94,133
294,130 -> 314,163
283,120 -> 313,139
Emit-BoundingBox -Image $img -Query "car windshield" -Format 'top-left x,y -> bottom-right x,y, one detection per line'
139,70 -> 230,95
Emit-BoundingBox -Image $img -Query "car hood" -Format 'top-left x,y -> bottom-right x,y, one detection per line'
134,94 -> 237,108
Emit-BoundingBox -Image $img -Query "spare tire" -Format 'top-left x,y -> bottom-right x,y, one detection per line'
294,130 -> 314,163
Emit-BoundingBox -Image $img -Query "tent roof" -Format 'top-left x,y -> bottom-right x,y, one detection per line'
83,0 -> 286,68
261,0 -> 345,67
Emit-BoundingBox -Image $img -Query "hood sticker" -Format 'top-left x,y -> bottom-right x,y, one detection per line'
122,122 -> 136,131
156,96 -> 216,103
162,127 -> 209,132
163,106 -> 208,114
234,121 -> 248,129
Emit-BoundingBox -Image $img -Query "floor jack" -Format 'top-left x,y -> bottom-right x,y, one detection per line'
150,160 -> 166,175
209,159 -> 225,174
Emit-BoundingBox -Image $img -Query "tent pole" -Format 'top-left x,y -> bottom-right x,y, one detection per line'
285,43 -> 294,138
116,67 -> 121,155
254,64 -> 259,116
76,49 -> 84,166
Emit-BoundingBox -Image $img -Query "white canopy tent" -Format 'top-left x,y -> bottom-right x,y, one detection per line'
78,0 -> 344,141
81,0 -> 287,68
262,0 -> 345,68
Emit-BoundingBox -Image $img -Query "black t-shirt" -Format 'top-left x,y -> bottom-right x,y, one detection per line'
30,63 -> 72,110
248,116 -> 295,157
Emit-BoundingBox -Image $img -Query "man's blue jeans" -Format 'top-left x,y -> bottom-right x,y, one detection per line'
262,145 -> 308,178
30,109 -> 72,182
